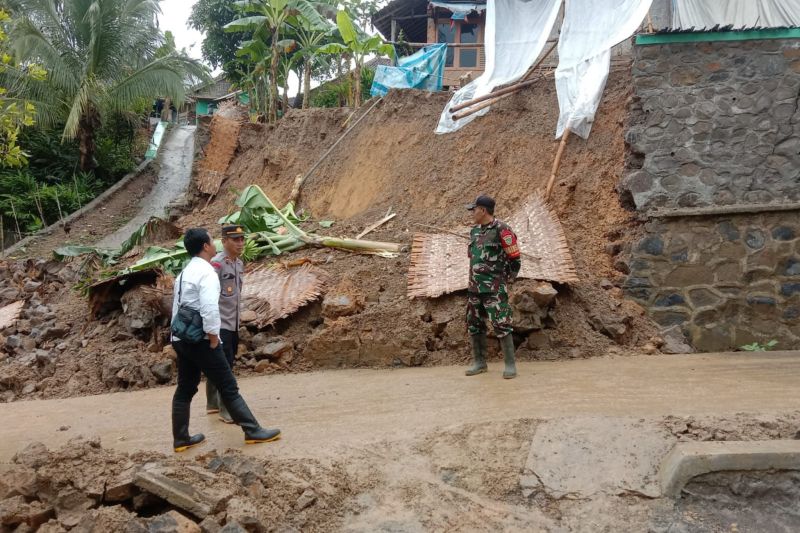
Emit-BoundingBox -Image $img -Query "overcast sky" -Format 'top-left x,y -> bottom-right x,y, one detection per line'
158,0 -> 204,60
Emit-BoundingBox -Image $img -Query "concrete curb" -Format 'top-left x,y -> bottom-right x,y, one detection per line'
659,440 -> 800,498
2,159 -> 154,258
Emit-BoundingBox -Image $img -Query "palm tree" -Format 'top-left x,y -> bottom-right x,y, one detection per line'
225,0 -> 326,123
319,11 -> 393,107
6,0 -> 208,171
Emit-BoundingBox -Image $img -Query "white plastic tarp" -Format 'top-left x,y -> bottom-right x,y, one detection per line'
555,0 -> 652,139
672,0 -> 800,29
435,0 -> 562,134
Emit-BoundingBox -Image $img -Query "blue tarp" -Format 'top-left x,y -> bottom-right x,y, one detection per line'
370,43 -> 448,97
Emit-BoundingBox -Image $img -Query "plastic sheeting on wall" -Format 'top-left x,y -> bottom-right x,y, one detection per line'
371,43 -> 448,97
672,0 -> 800,29
435,0 -> 561,134
555,0 -> 652,139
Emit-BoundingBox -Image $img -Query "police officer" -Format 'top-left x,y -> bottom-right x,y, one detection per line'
171,228 -> 280,452
465,195 -> 521,379
206,224 -> 246,424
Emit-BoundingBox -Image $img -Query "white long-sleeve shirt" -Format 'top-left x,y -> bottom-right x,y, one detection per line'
171,256 -> 222,340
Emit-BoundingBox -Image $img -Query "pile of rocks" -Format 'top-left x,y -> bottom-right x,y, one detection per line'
0,438 -> 352,532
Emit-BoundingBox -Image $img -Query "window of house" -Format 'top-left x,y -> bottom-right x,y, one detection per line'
437,23 -> 456,67
459,23 -> 478,68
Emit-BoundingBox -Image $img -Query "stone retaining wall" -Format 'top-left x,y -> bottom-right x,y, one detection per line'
621,38 -> 800,211
622,36 -> 800,351
626,214 -> 800,351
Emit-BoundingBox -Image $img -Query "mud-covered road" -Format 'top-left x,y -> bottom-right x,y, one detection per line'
1,352 -> 798,462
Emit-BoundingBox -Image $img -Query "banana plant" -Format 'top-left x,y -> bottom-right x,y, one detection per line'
318,10 -> 394,107
282,14 -> 333,108
225,0 -> 327,122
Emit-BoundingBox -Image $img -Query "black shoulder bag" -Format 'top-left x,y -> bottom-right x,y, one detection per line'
170,272 -> 206,343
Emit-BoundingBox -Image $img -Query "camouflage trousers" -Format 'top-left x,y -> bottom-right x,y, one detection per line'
466,289 -> 513,337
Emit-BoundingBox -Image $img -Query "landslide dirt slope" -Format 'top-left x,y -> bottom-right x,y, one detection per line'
182,70 -> 658,368
0,71 -> 659,403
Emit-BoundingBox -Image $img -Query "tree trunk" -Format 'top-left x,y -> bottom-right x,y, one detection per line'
269,32 -> 280,123
282,78 -> 290,112
78,108 -> 101,172
303,58 -> 311,109
353,62 -> 362,108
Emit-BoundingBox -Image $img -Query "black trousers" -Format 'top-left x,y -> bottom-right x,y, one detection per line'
172,338 -> 243,410
220,329 -> 239,369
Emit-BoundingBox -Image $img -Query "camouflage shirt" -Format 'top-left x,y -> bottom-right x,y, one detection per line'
468,218 -> 521,294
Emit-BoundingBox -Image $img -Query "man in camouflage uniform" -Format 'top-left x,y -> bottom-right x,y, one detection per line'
465,195 -> 521,379
206,224 -> 246,423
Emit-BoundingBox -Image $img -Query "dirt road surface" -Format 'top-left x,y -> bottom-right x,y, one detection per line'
96,125 -> 195,249
1,352 -> 798,462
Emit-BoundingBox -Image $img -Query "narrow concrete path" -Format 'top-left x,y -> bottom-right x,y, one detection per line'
0,352 -> 798,462
96,125 -> 195,249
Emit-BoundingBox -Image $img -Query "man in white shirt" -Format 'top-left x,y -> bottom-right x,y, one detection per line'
170,228 -> 281,452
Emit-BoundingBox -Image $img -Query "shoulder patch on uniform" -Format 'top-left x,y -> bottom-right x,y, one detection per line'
211,261 -> 222,270
499,228 -> 521,258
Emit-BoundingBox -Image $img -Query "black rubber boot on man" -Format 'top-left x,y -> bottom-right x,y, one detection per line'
465,333 -> 488,376
225,396 -> 282,444
500,334 -> 517,379
205,381 -> 220,414
172,403 -> 206,453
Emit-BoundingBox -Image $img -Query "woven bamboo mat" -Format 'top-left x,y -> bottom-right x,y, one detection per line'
242,264 -> 331,327
408,194 -> 578,298
197,114 -> 241,196
0,300 -> 24,330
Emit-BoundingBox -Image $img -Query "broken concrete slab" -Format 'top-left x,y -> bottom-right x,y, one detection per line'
660,440 -> 800,498
520,417 -> 673,499
134,469 -> 232,519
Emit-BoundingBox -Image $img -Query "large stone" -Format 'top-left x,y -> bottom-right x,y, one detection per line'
660,326 -> 694,355
687,288 -> 723,308
637,236 -> 664,256
321,280 -> 364,319
688,326 -> 731,352
651,310 -> 690,328
664,265 -> 715,286
148,510 -> 201,533
0,465 -> 37,500
254,341 -> 292,361
223,497 -> 263,532
589,314 -> 627,341
150,361 -> 174,384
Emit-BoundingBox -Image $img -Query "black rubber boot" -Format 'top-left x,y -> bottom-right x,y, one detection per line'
224,396 -> 281,444
172,403 -> 206,453
500,334 -> 517,379
205,381 -> 220,414
465,333 -> 488,376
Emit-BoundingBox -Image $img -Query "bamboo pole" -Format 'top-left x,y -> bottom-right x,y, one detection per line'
356,212 -> 396,239
544,128 -> 571,202
9,199 -> 22,240
450,41 -> 558,114
33,182 -> 46,226
289,97 -> 383,204
54,189 -> 64,221
450,71 -> 556,121
451,92 -> 514,121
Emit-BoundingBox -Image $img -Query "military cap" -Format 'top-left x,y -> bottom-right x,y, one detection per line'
466,195 -> 496,211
